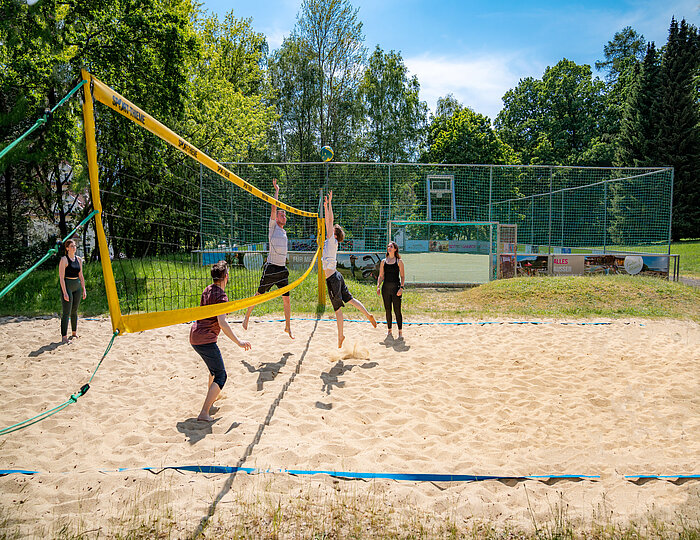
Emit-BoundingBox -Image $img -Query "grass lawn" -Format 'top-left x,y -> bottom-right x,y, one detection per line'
2,262 -> 699,322
672,238 -> 700,278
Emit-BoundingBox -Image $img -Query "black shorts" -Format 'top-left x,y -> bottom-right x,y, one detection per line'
326,271 -> 353,311
257,263 -> 290,296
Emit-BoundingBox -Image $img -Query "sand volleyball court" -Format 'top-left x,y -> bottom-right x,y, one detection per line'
1,315 -> 698,536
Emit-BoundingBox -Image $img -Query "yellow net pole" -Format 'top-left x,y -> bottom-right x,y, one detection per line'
81,69 -> 123,333
317,217 -> 326,307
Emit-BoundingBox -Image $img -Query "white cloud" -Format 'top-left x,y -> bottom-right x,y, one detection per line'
405,53 -> 543,122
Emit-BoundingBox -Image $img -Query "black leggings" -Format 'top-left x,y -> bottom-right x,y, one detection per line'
381,282 -> 402,330
61,278 -> 81,336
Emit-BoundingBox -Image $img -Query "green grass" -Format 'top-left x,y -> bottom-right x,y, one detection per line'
1,260 -> 699,322
672,239 -> 700,278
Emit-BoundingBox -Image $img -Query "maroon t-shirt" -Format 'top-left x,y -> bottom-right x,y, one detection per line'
189,284 -> 229,345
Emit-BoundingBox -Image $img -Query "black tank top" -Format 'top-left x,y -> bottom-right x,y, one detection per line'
65,256 -> 81,278
383,259 -> 400,283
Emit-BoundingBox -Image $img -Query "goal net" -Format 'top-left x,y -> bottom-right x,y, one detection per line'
388,220 -> 497,285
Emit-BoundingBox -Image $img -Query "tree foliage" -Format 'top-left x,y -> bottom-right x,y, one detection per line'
358,46 -> 427,162
422,95 -> 515,165
496,59 -> 608,166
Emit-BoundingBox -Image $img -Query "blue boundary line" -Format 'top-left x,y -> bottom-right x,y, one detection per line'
0,465 -> 601,482
262,318 -> 634,326
4,466 -> 696,481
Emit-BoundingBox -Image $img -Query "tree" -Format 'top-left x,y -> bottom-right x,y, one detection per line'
268,35 -> 320,161
496,59 -> 608,165
296,0 -> 366,158
0,0 -> 200,266
358,46 -> 427,162
596,26 -> 647,86
657,18 -> 700,239
615,43 -> 662,167
422,96 -> 515,165
183,11 -> 276,162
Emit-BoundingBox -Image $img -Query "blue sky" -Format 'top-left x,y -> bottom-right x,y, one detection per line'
204,0 -> 700,120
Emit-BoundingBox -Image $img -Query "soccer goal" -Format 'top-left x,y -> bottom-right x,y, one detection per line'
388,220 -> 498,286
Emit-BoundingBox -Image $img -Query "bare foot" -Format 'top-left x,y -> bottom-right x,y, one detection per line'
369,315 -> 377,328
285,326 -> 295,339
197,414 -> 215,422
338,335 -> 345,348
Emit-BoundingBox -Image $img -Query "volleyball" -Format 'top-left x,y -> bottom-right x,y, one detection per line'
321,145 -> 334,162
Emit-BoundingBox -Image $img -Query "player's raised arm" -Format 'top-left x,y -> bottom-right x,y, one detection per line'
324,190 -> 334,235
270,178 -> 280,221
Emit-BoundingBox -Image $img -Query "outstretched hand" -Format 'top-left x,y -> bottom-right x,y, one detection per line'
273,178 -> 279,196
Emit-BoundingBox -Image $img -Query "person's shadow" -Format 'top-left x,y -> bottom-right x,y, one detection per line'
320,359 -> 378,395
29,341 -> 65,357
176,417 -> 220,445
241,352 -> 292,391
380,335 -> 410,352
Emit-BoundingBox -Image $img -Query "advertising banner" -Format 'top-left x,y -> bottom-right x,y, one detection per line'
551,255 -> 585,275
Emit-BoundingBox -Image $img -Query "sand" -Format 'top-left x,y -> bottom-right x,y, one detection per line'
0,314 -> 698,537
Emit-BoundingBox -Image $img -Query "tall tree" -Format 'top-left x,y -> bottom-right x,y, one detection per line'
615,43 -> 662,167
358,46 -> 427,162
296,0 -> 366,158
496,59 -> 608,165
657,18 -> 700,239
596,26 -> 647,86
268,35 -> 320,161
422,96 -> 515,165
595,26 -> 647,166
184,11 -> 276,162
0,0 -> 199,267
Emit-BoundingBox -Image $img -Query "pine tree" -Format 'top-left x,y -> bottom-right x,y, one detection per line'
658,18 -> 700,240
615,43 -> 662,167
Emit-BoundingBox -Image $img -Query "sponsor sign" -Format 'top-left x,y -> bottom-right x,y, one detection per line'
551,256 -> 585,275
449,240 -> 479,253
405,240 -> 429,252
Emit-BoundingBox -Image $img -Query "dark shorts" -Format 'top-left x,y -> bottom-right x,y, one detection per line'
326,271 -> 353,311
191,342 -> 227,389
257,263 -> 290,296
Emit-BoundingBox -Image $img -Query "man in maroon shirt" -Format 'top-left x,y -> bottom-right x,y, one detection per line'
190,260 -> 251,421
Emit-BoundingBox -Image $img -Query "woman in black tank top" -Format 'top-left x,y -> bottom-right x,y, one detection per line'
58,239 -> 86,343
376,242 -> 405,339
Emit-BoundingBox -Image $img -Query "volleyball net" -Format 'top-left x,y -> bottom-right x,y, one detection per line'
80,70 -> 323,334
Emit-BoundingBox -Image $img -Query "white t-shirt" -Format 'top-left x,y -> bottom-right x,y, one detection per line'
322,237 -> 338,271
267,218 -> 288,266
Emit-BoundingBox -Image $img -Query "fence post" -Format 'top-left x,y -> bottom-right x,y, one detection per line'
488,166 -> 494,223
548,166 -> 553,255
603,180 -> 607,254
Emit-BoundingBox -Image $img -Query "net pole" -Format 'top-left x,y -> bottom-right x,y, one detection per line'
317,189 -> 325,307
81,69 -> 123,333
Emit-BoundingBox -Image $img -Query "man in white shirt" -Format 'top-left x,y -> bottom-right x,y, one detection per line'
322,190 -> 377,347
243,179 -> 294,338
